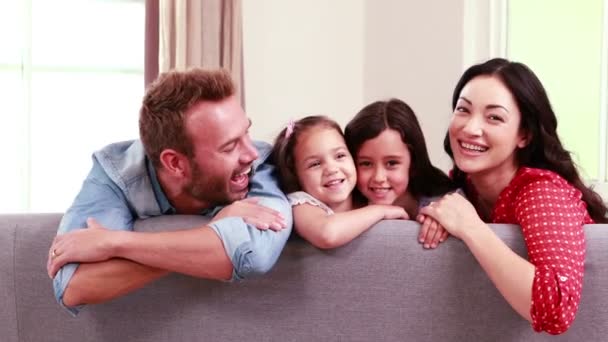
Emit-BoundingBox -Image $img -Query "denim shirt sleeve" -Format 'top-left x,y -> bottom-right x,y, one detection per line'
208,160 -> 293,280
53,159 -> 135,315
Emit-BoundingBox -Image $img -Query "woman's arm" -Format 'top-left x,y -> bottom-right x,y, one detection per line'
420,194 -> 535,321
421,186 -> 587,335
294,203 -> 407,249
510,179 -> 587,334
460,221 -> 536,320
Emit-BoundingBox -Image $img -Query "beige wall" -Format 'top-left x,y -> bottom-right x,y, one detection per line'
242,0 -> 465,170
363,0 -> 464,170
242,0 -> 365,143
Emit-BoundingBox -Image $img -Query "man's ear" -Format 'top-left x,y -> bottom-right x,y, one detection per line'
517,130 -> 531,149
159,149 -> 190,177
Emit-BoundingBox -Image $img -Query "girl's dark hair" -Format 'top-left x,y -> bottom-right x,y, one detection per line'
344,98 -> 456,199
445,58 -> 607,222
271,115 -> 343,194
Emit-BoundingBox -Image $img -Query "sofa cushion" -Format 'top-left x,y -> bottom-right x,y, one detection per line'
4,214 -> 608,341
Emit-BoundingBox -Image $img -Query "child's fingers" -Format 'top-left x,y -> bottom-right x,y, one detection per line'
418,219 -> 427,242
418,216 -> 431,244
439,230 -> 449,243
423,220 -> 440,249
427,221 -> 443,248
243,218 -> 270,230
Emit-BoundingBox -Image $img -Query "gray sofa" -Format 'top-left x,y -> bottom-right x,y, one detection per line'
2,214 -> 607,342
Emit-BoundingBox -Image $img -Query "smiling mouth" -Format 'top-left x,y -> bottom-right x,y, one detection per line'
369,187 -> 391,195
324,179 -> 345,188
230,167 -> 252,188
459,141 -> 489,152
232,166 -> 252,178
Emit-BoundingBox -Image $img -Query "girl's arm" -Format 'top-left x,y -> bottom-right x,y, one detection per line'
294,203 -> 408,249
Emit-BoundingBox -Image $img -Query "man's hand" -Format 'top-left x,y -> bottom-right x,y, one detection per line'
47,218 -> 117,278
212,197 -> 287,231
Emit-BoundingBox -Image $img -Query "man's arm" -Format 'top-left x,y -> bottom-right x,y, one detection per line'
51,158 -> 291,277
50,214 -> 230,278
208,158 -> 293,279
52,162 -> 169,313
52,155 -> 291,311
55,223 -> 234,308
53,162 -> 237,310
62,259 -> 167,307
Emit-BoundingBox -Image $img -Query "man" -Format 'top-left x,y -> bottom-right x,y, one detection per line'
47,68 -> 292,315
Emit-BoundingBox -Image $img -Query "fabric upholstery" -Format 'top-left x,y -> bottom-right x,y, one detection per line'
1,214 -> 607,341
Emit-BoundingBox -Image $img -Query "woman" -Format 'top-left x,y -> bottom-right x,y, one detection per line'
420,58 -> 608,335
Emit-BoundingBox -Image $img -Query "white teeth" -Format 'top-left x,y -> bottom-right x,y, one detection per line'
371,187 -> 390,193
237,167 -> 252,176
460,142 -> 488,152
325,179 -> 343,187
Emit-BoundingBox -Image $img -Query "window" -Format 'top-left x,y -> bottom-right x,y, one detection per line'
463,0 -> 608,198
0,0 -> 145,213
507,0 -> 606,182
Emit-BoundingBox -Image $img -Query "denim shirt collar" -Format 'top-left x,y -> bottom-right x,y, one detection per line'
147,158 -> 176,215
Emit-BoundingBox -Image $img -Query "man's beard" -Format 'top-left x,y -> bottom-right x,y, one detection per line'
184,162 -> 240,206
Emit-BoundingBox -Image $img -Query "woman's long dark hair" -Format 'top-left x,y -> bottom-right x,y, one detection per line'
444,58 -> 607,223
345,98 -> 456,199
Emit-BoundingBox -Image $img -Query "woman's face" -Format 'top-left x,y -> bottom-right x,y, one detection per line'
355,129 -> 411,205
448,75 -> 528,178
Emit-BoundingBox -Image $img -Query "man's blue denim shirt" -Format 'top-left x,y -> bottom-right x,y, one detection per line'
53,140 -> 293,315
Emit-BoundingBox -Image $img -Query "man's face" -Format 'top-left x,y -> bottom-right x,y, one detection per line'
184,96 -> 258,205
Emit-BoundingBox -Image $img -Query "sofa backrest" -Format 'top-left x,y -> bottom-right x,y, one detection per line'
1,214 -> 607,341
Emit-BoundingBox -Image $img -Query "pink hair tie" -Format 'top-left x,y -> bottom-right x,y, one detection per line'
285,119 -> 295,139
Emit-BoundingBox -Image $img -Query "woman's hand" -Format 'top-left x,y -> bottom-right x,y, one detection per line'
418,192 -> 485,240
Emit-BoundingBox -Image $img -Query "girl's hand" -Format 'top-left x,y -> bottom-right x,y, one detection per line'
416,214 -> 449,249
418,192 -> 484,240
212,197 -> 286,231
376,205 -> 409,220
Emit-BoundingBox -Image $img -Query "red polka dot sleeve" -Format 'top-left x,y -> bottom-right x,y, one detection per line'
492,168 -> 593,334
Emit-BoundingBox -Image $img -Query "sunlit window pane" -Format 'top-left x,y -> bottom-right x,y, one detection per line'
0,0 -> 144,213
0,1 -> 24,65
31,0 -> 144,70
0,71 -> 28,212
508,0 -> 603,180
30,71 -> 142,212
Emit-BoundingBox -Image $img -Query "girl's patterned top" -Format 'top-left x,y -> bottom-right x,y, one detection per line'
288,191 -> 334,215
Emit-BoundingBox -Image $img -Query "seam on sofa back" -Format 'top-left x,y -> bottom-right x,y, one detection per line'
13,225 -> 20,342
12,224 -> 19,342
0,221 -> 19,342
